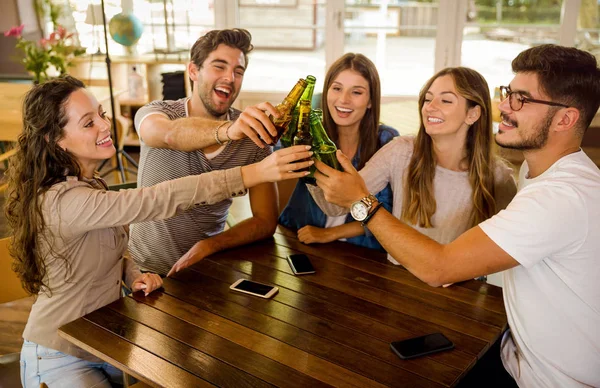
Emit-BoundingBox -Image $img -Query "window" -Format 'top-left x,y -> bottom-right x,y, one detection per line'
69,0 -> 215,56
461,0 -> 564,93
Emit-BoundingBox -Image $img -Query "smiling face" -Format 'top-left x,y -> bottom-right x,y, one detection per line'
495,72 -> 558,150
57,88 -> 115,177
421,74 -> 476,139
326,69 -> 371,132
190,43 -> 246,118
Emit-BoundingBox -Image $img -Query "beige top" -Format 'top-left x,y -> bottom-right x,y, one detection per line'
309,136 -> 517,264
23,167 -> 247,361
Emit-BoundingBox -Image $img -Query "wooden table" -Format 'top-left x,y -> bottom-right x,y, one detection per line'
59,227 -> 507,388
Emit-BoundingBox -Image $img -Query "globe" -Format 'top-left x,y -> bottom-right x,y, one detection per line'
108,13 -> 143,47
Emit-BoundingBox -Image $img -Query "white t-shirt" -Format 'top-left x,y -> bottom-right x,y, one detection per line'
479,150 -> 600,388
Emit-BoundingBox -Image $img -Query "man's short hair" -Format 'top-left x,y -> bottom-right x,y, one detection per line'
512,44 -> 600,132
190,29 -> 253,70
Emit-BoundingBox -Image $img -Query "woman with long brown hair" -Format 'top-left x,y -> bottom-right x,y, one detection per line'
6,75 -> 312,388
310,67 -> 517,265
279,53 -> 399,250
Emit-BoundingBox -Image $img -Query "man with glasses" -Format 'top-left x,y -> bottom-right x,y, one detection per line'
312,45 -> 600,387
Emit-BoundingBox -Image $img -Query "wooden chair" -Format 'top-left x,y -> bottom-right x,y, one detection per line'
0,236 -> 29,387
0,237 -> 148,388
0,237 -> 27,305
107,181 -> 137,191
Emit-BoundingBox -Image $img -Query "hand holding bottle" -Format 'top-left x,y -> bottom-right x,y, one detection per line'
241,145 -> 314,187
227,102 -> 281,148
313,150 -> 369,208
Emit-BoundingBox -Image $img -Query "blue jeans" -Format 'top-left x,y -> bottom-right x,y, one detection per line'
20,340 -> 130,388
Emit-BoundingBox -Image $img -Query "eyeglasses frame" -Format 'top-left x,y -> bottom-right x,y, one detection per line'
499,86 -> 569,111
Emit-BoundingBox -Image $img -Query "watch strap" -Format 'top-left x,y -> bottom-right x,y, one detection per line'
361,194 -> 377,207
361,202 -> 384,227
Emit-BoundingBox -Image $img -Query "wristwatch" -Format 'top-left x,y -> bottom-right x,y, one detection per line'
350,194 -> 378,222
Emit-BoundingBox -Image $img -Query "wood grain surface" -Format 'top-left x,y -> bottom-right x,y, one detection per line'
59,227 -> 507,387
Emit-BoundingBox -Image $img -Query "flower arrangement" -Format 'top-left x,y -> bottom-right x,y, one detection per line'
4,24 -> 86,84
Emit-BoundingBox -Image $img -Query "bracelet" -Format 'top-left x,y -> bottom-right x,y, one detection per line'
361,202 -> 384,227
214,121 -> 231,145
225,121 -> 233,141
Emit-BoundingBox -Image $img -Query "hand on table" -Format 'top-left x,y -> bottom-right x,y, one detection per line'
167,239 -> 211,277
131,273 -> 163,296
298,225 -> 336,244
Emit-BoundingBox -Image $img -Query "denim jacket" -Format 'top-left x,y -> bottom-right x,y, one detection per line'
278,124 -> 399,251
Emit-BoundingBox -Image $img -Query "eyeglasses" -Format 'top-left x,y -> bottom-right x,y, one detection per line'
499,86 -> 569,112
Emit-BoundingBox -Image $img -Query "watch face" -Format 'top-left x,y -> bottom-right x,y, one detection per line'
351,201 -> 369,221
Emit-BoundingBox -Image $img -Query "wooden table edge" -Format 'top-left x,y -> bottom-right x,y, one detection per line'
58,320 -> 164,388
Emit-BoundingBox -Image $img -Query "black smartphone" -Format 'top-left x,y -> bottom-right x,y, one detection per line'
230,279 -> 279,299
287,254 -> 316,275
390,333 -> 454,359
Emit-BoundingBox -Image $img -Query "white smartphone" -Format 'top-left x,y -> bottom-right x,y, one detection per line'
287,254 -> 316,275
230,279 -> 279,299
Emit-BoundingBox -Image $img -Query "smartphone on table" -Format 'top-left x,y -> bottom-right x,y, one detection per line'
390,333 -> 454,359
230,279 -> 279,299
287,254 -> 316,275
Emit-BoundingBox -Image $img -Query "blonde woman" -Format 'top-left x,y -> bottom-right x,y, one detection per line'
311,67 -> 517,264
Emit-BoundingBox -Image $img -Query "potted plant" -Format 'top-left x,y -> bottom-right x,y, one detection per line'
4,24 -> 86,84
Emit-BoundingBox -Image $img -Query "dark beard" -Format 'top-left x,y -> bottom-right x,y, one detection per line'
199,91 -> 230,118
495,109 -> 555,151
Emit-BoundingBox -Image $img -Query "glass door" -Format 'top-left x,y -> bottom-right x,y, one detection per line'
342,0 -> 440,97
461,0 -> 565,94
235,0 -> 328,92
576,0 -> 600,59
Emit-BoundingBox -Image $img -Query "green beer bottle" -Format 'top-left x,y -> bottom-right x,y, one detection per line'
293,100 -> 313,177
309,109 -> 342,174
280,75 -> 316,148
269,78 -> 307,144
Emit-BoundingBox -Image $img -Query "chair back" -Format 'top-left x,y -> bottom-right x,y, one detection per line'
108,181 -> 137,191
0,237 -> 28,304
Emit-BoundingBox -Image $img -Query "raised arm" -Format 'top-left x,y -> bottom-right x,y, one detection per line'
315,150 -> 519,287
137,102 -> 284,151
48,146 -> 313,238
308,139 -> 398,216
138,113 -> 223,151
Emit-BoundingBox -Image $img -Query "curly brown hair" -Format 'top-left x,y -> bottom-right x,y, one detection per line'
5,75 -> 84,295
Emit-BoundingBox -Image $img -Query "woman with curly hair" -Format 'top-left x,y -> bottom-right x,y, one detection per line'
6,75 -> 312,387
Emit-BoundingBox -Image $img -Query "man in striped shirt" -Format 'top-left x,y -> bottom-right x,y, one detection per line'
129,29 -> 282,276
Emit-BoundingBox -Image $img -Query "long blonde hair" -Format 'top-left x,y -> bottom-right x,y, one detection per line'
402,67 -> 498,228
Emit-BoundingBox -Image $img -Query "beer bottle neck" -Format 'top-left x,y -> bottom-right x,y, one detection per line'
310,119 -> 336,147
300,84 -> 315,104
277,99 -> 295,114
